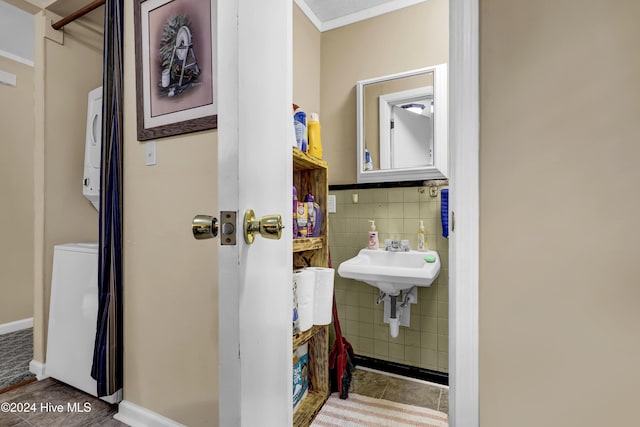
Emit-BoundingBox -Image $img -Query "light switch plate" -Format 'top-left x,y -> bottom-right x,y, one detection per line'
328,195 -> 336,213
145,141 -> 156,165
0,70 -> 16,87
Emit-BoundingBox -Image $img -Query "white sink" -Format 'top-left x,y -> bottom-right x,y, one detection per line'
337,248 -> 441,295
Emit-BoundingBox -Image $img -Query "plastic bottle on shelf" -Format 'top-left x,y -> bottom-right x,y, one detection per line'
293,104 -> 307,153
307,113 -> 323,159
293,186 -> 298,238
304,194 -> 322,237
364,148 -> 373,171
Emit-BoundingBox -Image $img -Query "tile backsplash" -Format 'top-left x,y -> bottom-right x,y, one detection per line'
329,186 -> 449,373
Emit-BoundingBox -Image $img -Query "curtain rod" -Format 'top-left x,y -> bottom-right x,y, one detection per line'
52,0 -> 105,30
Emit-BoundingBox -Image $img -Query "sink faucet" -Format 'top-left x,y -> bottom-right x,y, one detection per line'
384,239 -> 410,252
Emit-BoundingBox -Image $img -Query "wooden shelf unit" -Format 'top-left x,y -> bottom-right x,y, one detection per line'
293,148 -> 330,426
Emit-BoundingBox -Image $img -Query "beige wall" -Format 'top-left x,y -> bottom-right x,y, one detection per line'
293,3 -> 321,115
480,0 -> 640,425
121,1 -> 218,425
321,0 -> 448,185
329,186 -> 449,372
32,14 -> 103,360
0,57 -> 34,325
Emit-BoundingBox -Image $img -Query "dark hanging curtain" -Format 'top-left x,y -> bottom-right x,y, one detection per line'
92,0 -> 124,397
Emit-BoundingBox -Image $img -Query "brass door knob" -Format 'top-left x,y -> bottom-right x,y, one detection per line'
192,215 -> 218,240
243,209 -> 284,244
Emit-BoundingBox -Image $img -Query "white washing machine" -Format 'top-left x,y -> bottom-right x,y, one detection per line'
46,243 -> 121,403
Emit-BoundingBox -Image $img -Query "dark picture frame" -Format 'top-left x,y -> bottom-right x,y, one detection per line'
134,0 -> 217,141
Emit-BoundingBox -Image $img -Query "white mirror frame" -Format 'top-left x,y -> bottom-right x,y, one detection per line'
356,64 -> 448,183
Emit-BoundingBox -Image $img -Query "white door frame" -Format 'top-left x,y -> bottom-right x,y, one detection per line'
449,0 -> 479,426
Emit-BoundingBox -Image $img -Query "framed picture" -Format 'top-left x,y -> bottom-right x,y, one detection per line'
134,0 -> 217,141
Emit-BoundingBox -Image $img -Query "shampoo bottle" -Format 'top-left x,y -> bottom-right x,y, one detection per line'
417,220 -> 427,252
368,220 -> 379,249
364,148 -> 373,171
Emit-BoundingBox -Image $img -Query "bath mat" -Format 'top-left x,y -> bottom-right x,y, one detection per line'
0,328 -> 35,393
311,392 -> 448,427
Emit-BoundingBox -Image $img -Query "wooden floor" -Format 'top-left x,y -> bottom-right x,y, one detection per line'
0,378 -> 125,426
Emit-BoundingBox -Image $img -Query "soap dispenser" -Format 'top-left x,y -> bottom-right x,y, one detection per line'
417,220 -> 427,252
368,220 -> 379,249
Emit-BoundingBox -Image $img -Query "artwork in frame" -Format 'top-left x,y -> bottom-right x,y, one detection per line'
134,0 -> 217,141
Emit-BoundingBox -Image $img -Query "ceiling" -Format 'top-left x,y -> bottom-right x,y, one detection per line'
297,0 -> 426,31
303,0 -> 403,22
45,0 -> 425,33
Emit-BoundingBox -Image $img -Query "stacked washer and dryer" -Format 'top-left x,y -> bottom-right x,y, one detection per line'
45,87 -> 121,403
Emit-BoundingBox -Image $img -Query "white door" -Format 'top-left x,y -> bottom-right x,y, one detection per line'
391,105 -> 432,168
218,1 -> 293,426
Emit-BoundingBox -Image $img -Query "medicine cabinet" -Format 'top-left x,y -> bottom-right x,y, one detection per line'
356,64 -> 448,183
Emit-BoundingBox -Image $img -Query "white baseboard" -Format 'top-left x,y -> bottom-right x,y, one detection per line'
29,359 -> 48,380
114,401 -> 186,427
0,318 -> 33,335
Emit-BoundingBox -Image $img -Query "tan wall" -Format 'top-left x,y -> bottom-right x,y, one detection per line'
321,0 -> 448,185
121,1 -> 218,425
293,3 -> 321,115
480,0 -> 640,425
33,15 -> 103,360
0,57 -> 34,325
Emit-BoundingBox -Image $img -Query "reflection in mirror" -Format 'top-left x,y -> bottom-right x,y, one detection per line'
356,64 -> 447,183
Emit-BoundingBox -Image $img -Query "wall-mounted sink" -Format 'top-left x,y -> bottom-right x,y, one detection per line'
337,248 -> 441,295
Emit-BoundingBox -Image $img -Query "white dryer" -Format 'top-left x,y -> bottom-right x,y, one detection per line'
83,86 -> 102,211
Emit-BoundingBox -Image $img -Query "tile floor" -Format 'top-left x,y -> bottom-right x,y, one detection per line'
349,367 -> 448,413
0,368 -> 447,426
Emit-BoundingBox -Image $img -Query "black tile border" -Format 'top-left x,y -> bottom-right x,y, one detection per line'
328,179 -> 449,191
329,181 -> 425,191
354,355 -> 449,386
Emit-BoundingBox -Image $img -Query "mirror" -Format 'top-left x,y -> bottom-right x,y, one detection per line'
356,64 -> 448,183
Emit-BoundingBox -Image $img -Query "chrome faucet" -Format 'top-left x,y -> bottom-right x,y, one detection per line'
384,239 -> 410,252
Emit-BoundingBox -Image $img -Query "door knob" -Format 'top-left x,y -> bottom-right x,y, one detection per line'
243,209 -> 284,244
192,215 -> 218,240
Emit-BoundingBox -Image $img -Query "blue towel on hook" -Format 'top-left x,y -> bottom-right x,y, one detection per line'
441,189 -> 449,238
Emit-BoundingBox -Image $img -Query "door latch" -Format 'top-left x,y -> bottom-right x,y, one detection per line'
220,211 -> 237,246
